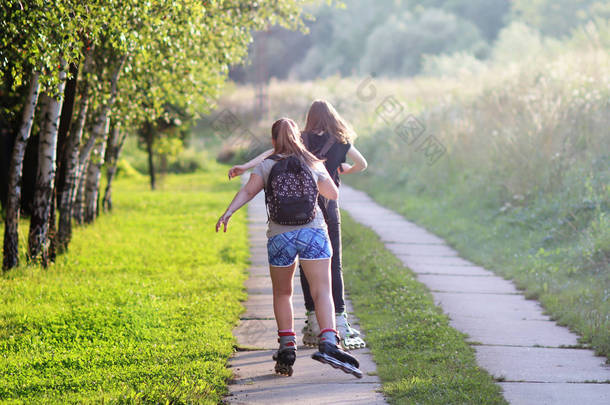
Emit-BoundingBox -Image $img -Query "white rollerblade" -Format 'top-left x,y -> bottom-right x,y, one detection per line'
336,312 -> 366,350
302,310 -> 320,347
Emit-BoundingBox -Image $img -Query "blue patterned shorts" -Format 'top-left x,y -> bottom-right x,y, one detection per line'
267,228 -> 333,267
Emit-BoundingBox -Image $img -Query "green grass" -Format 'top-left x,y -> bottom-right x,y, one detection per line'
0,163 -> 248,404
341,211 -> 507,405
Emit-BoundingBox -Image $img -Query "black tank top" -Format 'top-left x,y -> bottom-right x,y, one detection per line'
302,132 -> 351,186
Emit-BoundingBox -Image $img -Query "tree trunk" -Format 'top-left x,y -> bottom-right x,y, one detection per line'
57,48 -> 94,251
83,55 -> 126,223
28,64 -> 67,265
73,135 -> 95,224
145,123 -> 156,190
47,188 -> 58,263
102,123 -> 124,212
49,62 -> 78,259
55,62 -> 79,194
84,116 -> 109,223
2,70 -> 40,271
73,53 -> 125,225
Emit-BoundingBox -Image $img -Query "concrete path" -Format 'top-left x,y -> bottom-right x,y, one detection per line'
340,185 -> 610,405
225,186 -> 386,404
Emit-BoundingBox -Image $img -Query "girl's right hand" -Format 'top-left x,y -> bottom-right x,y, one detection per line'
216,212 -> 233,232
228,165 -> 246,179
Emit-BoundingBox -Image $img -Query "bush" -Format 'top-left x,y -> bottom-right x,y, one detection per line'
115,159 -> 144,179
422,51 -> 487,77
359,9 -> 488,76
164,148 -> 209,174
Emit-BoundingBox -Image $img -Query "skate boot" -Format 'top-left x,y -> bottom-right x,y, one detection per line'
301,310 -> 320,347
274,331 -> 297,376
336,312 -> 366,349
311,329 -> 363,379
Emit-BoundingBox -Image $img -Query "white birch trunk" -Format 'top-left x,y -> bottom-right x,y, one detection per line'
102,123 -> 125,211
84,115 -> 110,222
28,65 -> 67,264
82,55 -> 126,223
2,71 -> 40,270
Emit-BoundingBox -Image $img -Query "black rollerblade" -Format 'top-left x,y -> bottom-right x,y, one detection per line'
274,347 -> 296,376
312,339 -> 363,378
274,332 -> 297,376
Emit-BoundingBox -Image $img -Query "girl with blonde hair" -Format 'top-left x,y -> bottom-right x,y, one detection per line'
218,118 -> 362,378
229,100 -> 368,350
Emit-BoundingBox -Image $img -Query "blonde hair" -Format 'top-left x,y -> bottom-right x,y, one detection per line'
303,99 -> 354,144
272,118 -> 321,167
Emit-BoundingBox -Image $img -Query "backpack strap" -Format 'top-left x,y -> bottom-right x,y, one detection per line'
301,132 -> 311,151
302,132 -> 336,158
266,154 -> 283,161
318,134 -> 336,157
263,154 -> 287,223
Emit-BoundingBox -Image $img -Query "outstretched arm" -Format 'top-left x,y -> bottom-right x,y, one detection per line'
339,145 -> 368,175
216,173 -> 264,232
228,148 -> 274,179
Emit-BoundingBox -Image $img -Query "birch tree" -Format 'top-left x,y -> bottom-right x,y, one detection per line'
27,63 -> 68,264
2,71 -> 40,269
56,46 -> 95,251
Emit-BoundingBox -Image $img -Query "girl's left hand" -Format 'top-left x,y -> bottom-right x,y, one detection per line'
216,212 -> 232,232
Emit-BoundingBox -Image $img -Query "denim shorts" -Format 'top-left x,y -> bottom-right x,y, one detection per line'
267,228 -> 333,267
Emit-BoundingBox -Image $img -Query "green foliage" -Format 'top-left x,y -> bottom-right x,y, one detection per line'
511,0 -> 610,37
490,22 -> 562,65
359,8 -> 487,77
341,212 -> 507,404
235,0 -> 512,80
1,0 -> 311,184
115,159 -> 144,179
0,165 -> 249,403
417,0 -> 511,40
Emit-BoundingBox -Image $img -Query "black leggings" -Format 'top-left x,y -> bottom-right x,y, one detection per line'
300,196 -> 345,314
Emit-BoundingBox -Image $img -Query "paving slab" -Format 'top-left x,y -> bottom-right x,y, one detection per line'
499,382 -> 610,405
244,276 -> 303,296
242,294 -> 306,319
339,184 -> 610,403
449,316 -> 579,347
397,254 -> 480,266
431,292 -> 550,321
475,346 -> 610,383
234,319 -> 306,349
417,274 -> 519,294
407,263 -> 495,276
227,182 -> 386,404
377,229 -> 446,245
386,243 -> 459,257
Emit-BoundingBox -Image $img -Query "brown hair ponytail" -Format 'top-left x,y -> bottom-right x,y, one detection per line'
272,118 -> 321,167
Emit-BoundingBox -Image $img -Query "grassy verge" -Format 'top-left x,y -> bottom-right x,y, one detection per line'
347,162 -> 609,359
341,211 -> 507,405
0,163 -> 248,403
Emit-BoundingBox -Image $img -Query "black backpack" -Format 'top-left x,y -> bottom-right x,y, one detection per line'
264,155 -> 318,225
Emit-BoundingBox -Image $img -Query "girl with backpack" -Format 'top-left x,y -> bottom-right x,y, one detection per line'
228,100 -> 368,350
217,118 -> 362,378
